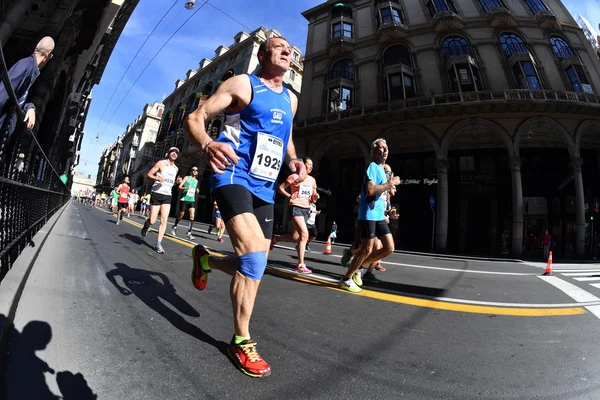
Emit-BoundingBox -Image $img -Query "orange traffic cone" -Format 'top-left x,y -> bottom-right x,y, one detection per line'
543,251 -> 553,275
323,237 -> 332,255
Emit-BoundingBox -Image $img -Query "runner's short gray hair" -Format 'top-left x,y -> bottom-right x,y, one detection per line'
371,138 -> 387,150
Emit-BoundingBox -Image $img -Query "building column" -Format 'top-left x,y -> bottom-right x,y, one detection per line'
571,158 -> 586,257
509,157 -> 524,256
435,160 -> 449,252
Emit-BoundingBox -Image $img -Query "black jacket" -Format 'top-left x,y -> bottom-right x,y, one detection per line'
0,54 -> 40,135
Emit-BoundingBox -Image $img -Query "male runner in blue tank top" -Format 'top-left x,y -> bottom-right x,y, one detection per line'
185,36 -> 306,378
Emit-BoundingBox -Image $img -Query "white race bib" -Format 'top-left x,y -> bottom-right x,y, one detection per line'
186,189 -> 195,197
298,184 -> 312,199
249,132 -> 283,181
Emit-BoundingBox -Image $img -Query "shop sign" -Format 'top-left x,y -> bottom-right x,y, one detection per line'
460,174 -> 495,182
400,178 -> 438,186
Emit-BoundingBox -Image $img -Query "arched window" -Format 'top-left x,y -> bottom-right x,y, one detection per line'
478,0 -> 506,13
499,33 -> 528,57
382,45 -> 415,101
221,69 -> 235,82
441,36 -> 483,92
331,3 -> 353,39
327,58 -> 354,112
549,36 -> 592,93
524,0 -> 547,14
550,35 -> 575,59
499,33 -> 542,90
175,137 -> 184,151
202,82 -> 214,96
442,36 -> 472,58
329,58 -> 354,80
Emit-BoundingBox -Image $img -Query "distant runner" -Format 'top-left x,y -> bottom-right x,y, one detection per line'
172,166 -> 199,240
115,176 -> 130,226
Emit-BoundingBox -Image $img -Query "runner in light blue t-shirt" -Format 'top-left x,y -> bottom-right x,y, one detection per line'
339,138 -> 401,293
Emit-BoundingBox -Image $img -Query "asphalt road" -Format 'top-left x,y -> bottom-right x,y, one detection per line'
5,202 -> 600,399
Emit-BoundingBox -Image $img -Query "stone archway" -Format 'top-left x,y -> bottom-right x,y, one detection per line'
515,117 -> 583,255
308,132 -> 370,240
379,123 -> 440,155
438,118 -> 514,253
575,120 -> 600,157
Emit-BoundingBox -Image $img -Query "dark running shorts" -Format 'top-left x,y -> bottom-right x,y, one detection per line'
179,200 -> 195,211
150,193 -> 172,206
212,184 -> 274,239
290,206 -> 310,222
117,202 -> 128,210
359,220 -> 391,240
307,224 -> 318,238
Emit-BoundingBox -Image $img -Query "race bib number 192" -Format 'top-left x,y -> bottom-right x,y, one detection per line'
250,132 -> 283,181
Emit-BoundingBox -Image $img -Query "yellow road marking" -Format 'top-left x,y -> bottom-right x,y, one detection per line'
267,269 -> 586,317
105,209 -> 586,317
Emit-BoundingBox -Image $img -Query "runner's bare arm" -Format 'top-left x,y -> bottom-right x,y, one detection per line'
147,161 -> 165,182
178,176 -> 188,191
278,181 -> 291,198
185,76 -> 245,173
366,176 -> 400,196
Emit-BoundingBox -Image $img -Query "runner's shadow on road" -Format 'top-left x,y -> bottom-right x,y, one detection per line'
1,314 -> 97,399
105,219 -> 117,224
119,233 -> 155,250
105,263 -> 228,355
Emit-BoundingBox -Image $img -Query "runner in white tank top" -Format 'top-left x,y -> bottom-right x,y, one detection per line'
141,147 -> 179,254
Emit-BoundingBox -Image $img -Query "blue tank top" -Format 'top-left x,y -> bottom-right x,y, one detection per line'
211,74 -> 293,203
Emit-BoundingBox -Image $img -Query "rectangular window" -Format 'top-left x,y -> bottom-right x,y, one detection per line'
404,74 -> 415,98
478,0 -> 505,13
511,61 -> 541,90
290,70 -> 296,81
459,156 -> 476,172
524,0 -> 548,14
427,0 -> 458,16
332,23 -> 342,38
389,73 -> 404,101
329,87 -> 353,112
343,23 -> 353,38
566,65 -> 592,93
380,7 -> 402,24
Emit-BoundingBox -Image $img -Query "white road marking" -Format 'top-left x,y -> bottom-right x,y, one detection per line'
539,276 -> 600,303
268,265 -> 600,308
556,269 -> 600,273
590,283 -> 600,289
274,245 -> 537,276
585,305 -> 600,319
561,272 -> 600,277
574,277 -> 600,282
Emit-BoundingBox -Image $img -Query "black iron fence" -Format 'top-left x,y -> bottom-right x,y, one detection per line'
0,43 -> 70,283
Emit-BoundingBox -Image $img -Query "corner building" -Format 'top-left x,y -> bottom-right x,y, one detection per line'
297,0 -> 600,257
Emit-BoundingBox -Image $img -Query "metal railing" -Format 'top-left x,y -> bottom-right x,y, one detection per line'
0,43 -> 70,283
297,89 -> 600,128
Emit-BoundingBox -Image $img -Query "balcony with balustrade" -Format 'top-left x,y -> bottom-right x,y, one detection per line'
295,89 -> 600,134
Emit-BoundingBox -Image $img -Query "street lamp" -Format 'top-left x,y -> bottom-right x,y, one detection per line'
185,0 -> 195,9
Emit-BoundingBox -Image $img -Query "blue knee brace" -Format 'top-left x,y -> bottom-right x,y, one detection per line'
238,252 -> 268,280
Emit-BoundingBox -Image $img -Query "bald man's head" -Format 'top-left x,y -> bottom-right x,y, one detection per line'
34,36 -> 55,69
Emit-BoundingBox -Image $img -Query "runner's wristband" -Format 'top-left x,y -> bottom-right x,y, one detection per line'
203,140 -> 214,152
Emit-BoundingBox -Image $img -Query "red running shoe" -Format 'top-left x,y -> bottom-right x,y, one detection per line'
374,264 -> 386,271
191,245 -> 211,290
227,337 -> 271,378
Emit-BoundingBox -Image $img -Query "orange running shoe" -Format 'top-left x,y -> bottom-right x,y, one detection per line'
191,245 -> 211,290
227,336 -> 271,378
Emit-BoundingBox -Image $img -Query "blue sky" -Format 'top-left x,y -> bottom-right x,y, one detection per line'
78,0 -> 323,177
77,0 -> 599,177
